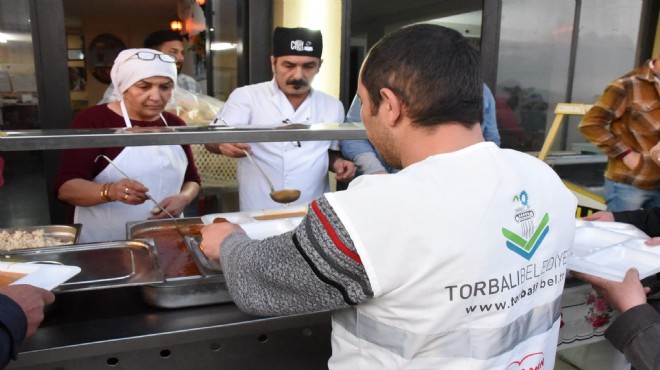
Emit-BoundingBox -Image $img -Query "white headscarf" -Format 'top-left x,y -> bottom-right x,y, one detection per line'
110,48 -> 177,96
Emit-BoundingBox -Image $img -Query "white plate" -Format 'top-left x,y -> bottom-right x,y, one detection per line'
572,227 -> 634,256
570,220 -> 659,281
1,262 -> 81,291
569,245 -> 660,282
239,217 -> 304,240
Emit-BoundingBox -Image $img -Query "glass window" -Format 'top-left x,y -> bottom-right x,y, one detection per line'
0,0 -> 51,227
566,0 -> 642,151
496,0 -> 575,152
496,0 -> 643,154
0,0 -> 39,128
208,0 -> 240,101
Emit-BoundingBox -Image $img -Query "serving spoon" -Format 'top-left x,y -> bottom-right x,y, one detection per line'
241,149 -> 301,204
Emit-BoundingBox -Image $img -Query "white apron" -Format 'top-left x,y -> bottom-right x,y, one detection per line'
75,101 -> 188,243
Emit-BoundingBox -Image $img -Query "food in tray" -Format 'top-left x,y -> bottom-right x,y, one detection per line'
133,226 -> 202,278
0,229 -> 72,251
0,271 -> 27,286
213,217 -> 229,223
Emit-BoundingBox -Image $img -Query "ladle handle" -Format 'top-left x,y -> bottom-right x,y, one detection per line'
241,149 -> 276,192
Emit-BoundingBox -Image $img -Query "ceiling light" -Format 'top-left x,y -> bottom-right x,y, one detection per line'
210,42 -> 237,51
170,19 -> 183,32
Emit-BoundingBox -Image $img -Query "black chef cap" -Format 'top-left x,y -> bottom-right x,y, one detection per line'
272,27 -> 323,58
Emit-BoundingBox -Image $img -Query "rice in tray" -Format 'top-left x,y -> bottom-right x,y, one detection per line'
0,229 -> 72,251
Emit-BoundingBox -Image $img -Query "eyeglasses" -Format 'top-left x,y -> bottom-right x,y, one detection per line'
130,51 -> 177,63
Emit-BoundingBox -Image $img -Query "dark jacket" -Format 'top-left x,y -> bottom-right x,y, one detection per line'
0,294 -> 27,369
614,208 -> 660,237
605,304 -> 660,370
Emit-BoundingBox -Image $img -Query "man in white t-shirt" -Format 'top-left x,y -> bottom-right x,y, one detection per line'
201,25 -> 577,369
98,30 -> 203,104
205,27 -> 355,211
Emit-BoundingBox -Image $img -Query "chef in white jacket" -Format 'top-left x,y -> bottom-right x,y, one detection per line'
205,27 -> 355,211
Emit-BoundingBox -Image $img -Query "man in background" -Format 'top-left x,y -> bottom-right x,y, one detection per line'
579,57 -> 660,212
205,27 -> 354,211
99,29 -> 203,104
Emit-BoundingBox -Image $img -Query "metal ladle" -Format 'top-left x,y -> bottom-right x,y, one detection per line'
241,149 -> 301,204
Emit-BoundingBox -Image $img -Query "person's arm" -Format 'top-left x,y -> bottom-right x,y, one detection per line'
605,304 -> 660,370
0,294 -> 26,369
201,196 -> 373,316
579,82 -> 641,168
329,150 -> 357,183
613,208 -> 660,237
0,285 -> 54,369
204,142 -> 251,158
150,181 -> 200,219
573,268 -> 659,370
481,84 -> 501,146
58,178 -> 148,206
340,140 -> 387,175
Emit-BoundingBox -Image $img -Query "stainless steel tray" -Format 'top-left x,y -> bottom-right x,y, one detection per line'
127,218 -> 233,308
0,224 -> 82,251
0,240 -> 164,292
184,235 -> 223,272
127,217 -> 209,278
140,275 -> 232,309
126,217 -> 203,240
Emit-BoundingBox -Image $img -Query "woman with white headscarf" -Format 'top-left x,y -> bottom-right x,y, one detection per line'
54,48 -> 201,243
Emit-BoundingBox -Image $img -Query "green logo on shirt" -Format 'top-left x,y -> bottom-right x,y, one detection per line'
501,190 -> 550,260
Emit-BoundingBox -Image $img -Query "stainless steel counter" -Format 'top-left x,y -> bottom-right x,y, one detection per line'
0,123 -> 367,151
8,287 -> 332,370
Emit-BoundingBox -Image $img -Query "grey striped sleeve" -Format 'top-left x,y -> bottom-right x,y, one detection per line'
220,196 -> 373,316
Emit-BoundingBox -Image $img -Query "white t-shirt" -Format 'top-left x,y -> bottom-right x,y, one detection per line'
325,142 -> 578,369
212,79 -> 344,211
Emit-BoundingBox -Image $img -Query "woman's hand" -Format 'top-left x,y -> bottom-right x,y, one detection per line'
58,178 -> 148,206
147,194 -> 188,219
111,179 -> 149,205
147,182 -> 199,219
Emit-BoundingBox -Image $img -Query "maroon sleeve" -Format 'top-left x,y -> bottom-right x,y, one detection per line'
52,105 -> 126,194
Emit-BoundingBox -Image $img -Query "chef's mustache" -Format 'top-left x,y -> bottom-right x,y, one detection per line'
286,79 -> 308,87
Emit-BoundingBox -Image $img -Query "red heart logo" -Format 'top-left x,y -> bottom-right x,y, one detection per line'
506,352 -> 545,370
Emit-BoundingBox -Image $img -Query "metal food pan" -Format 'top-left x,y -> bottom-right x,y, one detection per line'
128,218 -> 233,308
0,224 -> 82,251
184,235 -> 223,273
140,275 -> 233,309
0,240 -> 164,292
127,217 -> 216,277
126,217 -> 202,239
